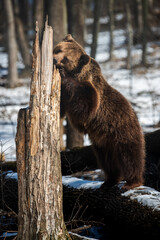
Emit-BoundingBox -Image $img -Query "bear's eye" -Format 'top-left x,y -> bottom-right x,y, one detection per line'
53,47 -> 62,54
61,57 -> 69,64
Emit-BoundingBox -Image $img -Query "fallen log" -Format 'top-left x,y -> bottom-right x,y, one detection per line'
0,145 -> 97,174
1,130 -> 160,188
63,185 -> 160,239
61,146 -> 97,175
0,161 -> 17,172
1,174 -> 160,239
145,129 -> 160,156
144,129 -> 160,190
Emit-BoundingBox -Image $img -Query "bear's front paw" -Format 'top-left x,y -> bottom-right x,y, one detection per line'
58,67 -> 67,79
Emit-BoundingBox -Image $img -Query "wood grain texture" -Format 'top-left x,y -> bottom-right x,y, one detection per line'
16,21 -> 70,240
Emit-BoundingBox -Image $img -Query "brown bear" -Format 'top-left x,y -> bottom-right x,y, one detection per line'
53,34 -> 145,190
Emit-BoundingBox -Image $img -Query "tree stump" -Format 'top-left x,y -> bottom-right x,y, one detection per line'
16,21 -> 70,240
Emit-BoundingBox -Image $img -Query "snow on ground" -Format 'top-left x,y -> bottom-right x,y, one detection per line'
62,176 -> 103,189
85,13 -> 124,26
0,232 -> 17,239
69,232 -> 99,240
104,68 -> 160,129
5,170 -> 18,180
122,186 -> 160,211
0,86 -> 29,161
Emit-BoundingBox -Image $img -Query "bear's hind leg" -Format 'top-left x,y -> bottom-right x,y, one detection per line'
120,142 -> 145,191
122,160 -> 144,190
93,145 -> 123,188
122,176 -> 143,190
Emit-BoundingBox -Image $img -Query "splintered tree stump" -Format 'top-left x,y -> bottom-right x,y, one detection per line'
16,21 -> 70,240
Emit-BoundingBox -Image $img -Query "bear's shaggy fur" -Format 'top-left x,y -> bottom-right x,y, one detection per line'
53,34 -> 145,190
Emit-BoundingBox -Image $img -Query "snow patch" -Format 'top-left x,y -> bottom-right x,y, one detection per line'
63,176 -> 160,211
62,176 -> 103,189
0,232 -> 17,238
69,232 -> 98,240
122,186 -> 160,211
5,171 -> 18,180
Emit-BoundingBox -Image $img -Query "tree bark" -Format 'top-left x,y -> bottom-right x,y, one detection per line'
142,0 -> 148,65
34,0 -> 44,41
47,0 -> 67,149
16,21 -> 70,240
90,0 -> 101,59
66,0 -> 85,148
126,1 -> 133,70
47,0 -> 67,46
15,1 -> 31,70
66,0 -> 85,47
18,0 -> 29,30
4,0 -> 18,88
66,120 -> 84,149
134,0 -> 143,44
109,0 -> 114,61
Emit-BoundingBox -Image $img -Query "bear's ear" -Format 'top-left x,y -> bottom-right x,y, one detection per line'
79,54 -> 90,66
63,34 -> 73,42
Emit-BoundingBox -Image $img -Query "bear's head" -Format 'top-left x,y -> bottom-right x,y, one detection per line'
53,34 -> 90,77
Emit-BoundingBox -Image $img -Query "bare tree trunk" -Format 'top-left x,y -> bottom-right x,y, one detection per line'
66,120 -> 84,149
15,1 -> 31,70
126,1 -> 133,69
66,0 -> 85,148
48,0 -> 67,46
4,0 -> 18,88
34,0 -> 44,41
47,0 -> 67,149
90,0 -> 102,59
66,0 -> 85,46
18,0 -> 29,31
142,0 -> 148,65
16,21 -> 70,240
60,119 -> 65,150
134,0 -> 143,44
137,0 -> 143,32
109,0 -> 114,61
